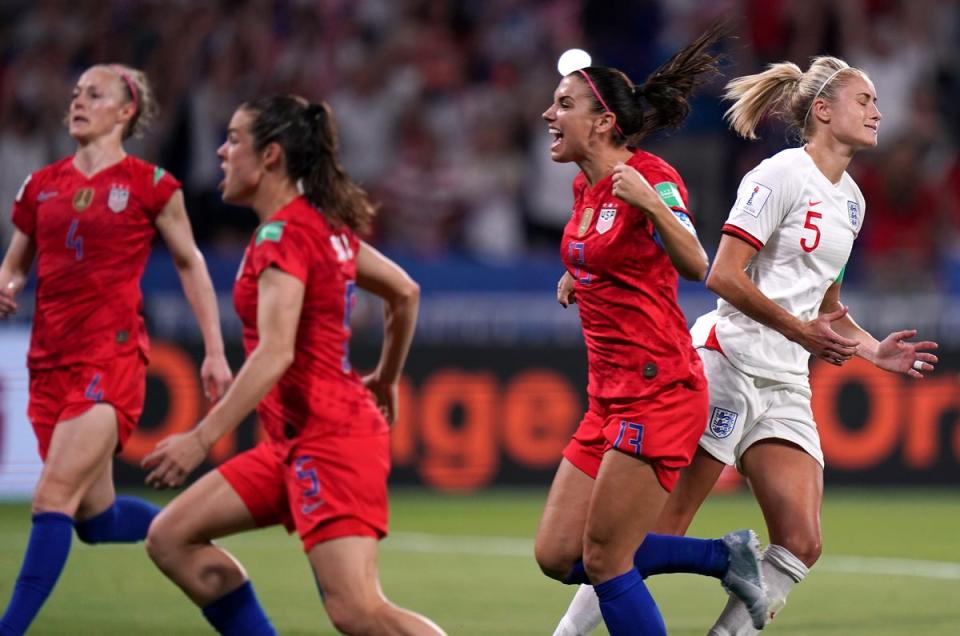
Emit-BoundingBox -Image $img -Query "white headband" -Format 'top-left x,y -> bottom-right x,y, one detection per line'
803,67 -> 848,129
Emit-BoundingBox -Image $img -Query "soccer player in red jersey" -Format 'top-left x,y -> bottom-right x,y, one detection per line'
0,64 -> 232,635
533,28 -> 768,636
141,96 -> 445,636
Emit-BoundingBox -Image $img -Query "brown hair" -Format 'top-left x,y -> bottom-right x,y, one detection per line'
573,23 -> 726,146
242,96 -> 376,234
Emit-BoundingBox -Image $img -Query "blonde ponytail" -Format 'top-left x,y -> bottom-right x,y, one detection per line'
724,56 -> 868,141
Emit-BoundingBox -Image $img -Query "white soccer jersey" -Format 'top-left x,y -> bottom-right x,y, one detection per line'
691,147 -> 866,385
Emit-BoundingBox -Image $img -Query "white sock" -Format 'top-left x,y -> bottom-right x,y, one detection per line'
553,584 -> 603,636
708,544 -> 809,635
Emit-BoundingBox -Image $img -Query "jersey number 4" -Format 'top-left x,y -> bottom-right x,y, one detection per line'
65,219 -> 84,261
800,211 -> 822,253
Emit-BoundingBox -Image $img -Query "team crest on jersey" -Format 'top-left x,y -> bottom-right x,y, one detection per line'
73,188 -> 94,212
847,200 -> 859,228
708,407 -> 738,439
596,206 -> 617,234
578,207 -> 594,237
107,184 -> 130,213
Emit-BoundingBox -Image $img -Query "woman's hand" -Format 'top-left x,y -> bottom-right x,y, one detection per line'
794,305 -> 861,365
611,162 -> 660,213
142,430 -> 209,489
200,353 -> 233,402
557,271 -> 576,307
872,329 -> 938,378
363,373 -> 399,424
0,283 -> 18,318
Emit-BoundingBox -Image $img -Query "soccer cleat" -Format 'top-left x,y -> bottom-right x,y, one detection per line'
720,529 -> 768,630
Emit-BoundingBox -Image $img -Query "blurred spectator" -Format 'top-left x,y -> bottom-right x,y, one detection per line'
0,102 -> 47,245
855,137 -> 941,291
0,0 -> 953,290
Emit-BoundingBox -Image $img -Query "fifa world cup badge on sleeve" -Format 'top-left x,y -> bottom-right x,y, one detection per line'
737,182 -> 771,218
709,407 -> 738,439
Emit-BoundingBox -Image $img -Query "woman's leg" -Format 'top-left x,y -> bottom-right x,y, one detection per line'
309,536 -> 446,636
72,458 -> 159,545
553,447 -> 758,635
582,450 -> 670,636
654,447 -> 727,535
1,404 -> 119,635
535,458 -> 595,581
145,470 -> 275,635
708,439 -> 821,635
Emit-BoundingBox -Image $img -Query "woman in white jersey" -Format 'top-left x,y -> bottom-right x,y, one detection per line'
553,55 -> 939,636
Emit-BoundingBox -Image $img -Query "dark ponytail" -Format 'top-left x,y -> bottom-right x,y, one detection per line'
574,23 -> 726,145
242,95 -> 376,234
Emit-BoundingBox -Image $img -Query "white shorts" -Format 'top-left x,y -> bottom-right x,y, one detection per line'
697,348 -> 824,468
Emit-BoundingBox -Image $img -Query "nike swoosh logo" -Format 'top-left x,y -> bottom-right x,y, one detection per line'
808,200 -> 822,207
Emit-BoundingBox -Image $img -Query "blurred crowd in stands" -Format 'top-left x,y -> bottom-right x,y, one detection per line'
0,0 -> 957,291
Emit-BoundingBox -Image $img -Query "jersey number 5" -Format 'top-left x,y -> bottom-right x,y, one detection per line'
800,211 -> 822,253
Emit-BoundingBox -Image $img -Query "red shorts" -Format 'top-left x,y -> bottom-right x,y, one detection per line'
562,381 -> 709,492
219,430 -> 391,553
28,353 -> 147,460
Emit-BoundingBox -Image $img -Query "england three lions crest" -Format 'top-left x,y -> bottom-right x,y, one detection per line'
709,407 -> 738,439
847,200 -> 859,228
596,206 -> 617,234
108,184 -> 130,213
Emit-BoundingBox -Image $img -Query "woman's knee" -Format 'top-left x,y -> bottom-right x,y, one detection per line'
31,472 -> 81,516
534,536 -> 579,580
772,531 -> 822,568
324,593 -> 380,635
581,537 -> 630,584
145,509 -> 187,570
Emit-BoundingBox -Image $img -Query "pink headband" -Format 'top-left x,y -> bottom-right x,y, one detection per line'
577,69 -> 624,136
110,65 -> 139,114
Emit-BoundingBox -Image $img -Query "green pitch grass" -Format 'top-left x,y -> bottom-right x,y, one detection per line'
0,487 -> 958,635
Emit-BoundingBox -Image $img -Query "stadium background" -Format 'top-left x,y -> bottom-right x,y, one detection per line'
0,1 -> 957,634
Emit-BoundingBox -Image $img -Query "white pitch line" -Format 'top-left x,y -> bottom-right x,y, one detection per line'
383,532 -> 960,581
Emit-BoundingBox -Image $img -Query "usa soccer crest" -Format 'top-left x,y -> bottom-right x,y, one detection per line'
847,200 -> 859,228
108,184 -> 129,213
709,407 -> 738,439
596,206 -> 617,234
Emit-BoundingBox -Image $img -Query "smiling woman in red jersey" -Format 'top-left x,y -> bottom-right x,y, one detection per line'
140,96 -> 445,636
0,64 -> 231,635
533,27 -> 770,636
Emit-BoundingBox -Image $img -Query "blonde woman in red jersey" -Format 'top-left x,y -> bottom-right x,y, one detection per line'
533,27 -> 769,636
141,96 -> 444,636
0,64 -> 231,635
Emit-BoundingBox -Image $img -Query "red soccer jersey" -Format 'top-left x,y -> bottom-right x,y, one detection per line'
233,196 -> 388,442
11,155 -> 180,369
561,149 -> 705,399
